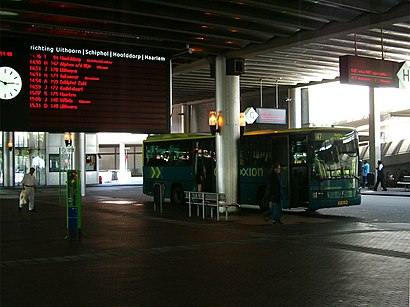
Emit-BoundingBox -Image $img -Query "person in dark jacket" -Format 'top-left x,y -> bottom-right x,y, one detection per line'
262,163 -> 284,224
374,160 -> 387,191
361,160 -> 370,188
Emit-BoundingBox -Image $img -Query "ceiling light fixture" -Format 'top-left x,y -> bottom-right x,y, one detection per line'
171,43 -> 194,58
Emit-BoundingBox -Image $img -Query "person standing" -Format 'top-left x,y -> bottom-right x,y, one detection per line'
262,163 -> 284,224
373,160 -> 387,191
20,167 -> 37,212
361,160 -> 370,188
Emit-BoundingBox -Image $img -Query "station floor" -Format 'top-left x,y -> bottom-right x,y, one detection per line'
1,185 -> 409,307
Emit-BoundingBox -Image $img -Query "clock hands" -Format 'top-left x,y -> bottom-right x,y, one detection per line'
0,80 -> 17,85
0,67 -> 22,100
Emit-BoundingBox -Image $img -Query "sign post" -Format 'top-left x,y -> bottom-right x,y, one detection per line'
244,107 -> 259,124
66,170 -> 81,240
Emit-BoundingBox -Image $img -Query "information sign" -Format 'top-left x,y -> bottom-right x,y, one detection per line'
256,108 -> 286,125
0,37 -> 170,133
244,107 -> 258,124
396,61 -> 410,89
339,55 -> 401,88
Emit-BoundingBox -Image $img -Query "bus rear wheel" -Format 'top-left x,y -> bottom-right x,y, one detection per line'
171,184 -> 185,205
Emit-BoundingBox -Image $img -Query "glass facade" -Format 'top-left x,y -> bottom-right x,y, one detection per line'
1,132 -> 46,186
15,132 -> 46,186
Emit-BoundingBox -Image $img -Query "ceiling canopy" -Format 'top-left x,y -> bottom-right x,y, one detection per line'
1,0 -> 409,103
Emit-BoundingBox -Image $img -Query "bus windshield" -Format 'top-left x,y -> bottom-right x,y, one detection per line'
311,130 -> 359,180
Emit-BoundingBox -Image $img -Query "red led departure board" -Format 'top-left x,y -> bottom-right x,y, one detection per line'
0,38 -> 170,133
339,55 -> 401,88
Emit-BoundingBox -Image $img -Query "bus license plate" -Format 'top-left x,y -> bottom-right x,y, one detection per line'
338,200 -> 348,205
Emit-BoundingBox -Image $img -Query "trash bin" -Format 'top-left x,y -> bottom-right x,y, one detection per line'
112,171 -> 118,181
153,183 -> 165,213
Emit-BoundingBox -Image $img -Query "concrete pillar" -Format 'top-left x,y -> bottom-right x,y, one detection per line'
301,87 -> 310,127
215,56 -> 225,196
223,75 -> 240,204
79,133 -> 86,196
169,59 -> 173,132
74,132 -> 86,196
119,142 -> 126,172
45,132 -> 49,186
118,142 -> 131,183
288,88 -> 301,128
3,132 -> 14,187
369,87 -> 381,173
182,104 -> 190,133
215,56 -> 240,204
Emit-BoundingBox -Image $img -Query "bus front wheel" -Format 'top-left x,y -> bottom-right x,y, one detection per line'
171,184 -> 185,205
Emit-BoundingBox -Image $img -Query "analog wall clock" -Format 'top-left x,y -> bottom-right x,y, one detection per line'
0,66 -> 22,100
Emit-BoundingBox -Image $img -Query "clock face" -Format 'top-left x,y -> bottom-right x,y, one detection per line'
0,66 -> 23,100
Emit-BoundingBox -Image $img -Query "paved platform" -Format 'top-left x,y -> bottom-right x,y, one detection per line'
1,186 -> 409,307
361,186 -> 410,197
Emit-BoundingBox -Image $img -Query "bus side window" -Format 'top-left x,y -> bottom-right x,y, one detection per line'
240,135 -> 272,166
145,147 -> 155,166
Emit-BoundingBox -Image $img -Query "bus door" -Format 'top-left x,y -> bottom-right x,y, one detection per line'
289,136 -> 309,208
193,139 -> 215,192
270,135 -> 289,209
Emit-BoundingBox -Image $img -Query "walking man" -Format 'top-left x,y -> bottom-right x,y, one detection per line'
361,160 -> 370,188
373,160 -> 387,191
262,163 -> 284,224
21,167 -> 37,212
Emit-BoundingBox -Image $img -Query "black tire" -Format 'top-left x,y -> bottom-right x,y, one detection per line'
171,184 -> 185,205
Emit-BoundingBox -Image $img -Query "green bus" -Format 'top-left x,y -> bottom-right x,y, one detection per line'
143,127 -> 361,211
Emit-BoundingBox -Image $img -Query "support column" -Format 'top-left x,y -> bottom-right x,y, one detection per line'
288,88 -> 301,128
119,143 -> 126,172
118,142 -> 129,183
215,56 -> 240,205
169,59 -> 173,131
182,104 -> 190,133
301,87 -> 310,128
3,132 -> 14,187
74,132 -> 86,196
369,87 -> 381,173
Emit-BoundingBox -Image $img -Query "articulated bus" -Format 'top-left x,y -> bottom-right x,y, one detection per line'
143,127 -> 361,211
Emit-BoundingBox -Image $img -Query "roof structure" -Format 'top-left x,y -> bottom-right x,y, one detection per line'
1,0 -> 409,103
